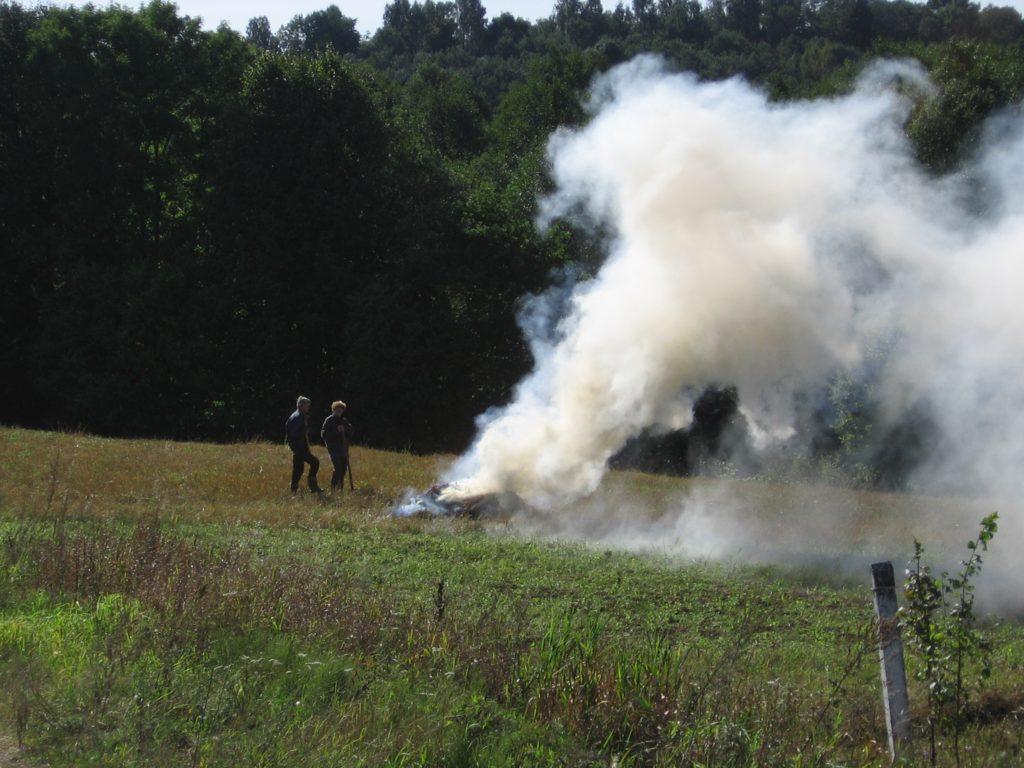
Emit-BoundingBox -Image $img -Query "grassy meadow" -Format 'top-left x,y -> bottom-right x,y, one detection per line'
0,426 -> 1021,766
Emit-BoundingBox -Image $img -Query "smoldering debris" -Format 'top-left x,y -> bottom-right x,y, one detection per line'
392,484 -> 531,519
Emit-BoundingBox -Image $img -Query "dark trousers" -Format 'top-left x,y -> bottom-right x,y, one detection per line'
290,447 -> 320,492
328,448 -> 348,489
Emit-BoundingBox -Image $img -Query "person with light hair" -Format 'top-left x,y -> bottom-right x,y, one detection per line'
286,396 -> 322,494
321,400 -> 353,491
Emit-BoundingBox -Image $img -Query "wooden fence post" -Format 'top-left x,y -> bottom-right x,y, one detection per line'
871,561 -> 912,761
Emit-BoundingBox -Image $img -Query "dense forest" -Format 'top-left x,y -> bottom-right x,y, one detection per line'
2,0 -> 1023,484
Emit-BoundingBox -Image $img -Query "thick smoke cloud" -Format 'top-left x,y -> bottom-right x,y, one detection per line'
441,56 -> 1024,559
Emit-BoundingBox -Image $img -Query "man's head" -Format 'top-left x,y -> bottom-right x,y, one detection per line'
331,400 -> 347,414
296,396 -> 311,414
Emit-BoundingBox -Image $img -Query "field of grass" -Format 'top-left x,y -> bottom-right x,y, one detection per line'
0,426 -> 1021,766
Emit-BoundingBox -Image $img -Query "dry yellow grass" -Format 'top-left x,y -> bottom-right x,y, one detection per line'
0,426 -> 1014,560
0,427 -> 448,527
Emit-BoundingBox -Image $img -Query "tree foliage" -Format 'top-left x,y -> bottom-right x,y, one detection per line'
2,0 -> 1023,476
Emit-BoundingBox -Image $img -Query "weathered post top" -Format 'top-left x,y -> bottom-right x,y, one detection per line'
872,561 -> 896,590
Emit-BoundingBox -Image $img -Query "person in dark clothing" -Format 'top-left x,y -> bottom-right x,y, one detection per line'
286,396 -> 322,494
321,400 -> 352,490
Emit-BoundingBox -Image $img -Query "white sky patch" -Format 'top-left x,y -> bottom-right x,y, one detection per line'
39,0 -> 557,34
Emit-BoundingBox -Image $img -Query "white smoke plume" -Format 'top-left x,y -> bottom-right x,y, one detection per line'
441,56 -> 1024,558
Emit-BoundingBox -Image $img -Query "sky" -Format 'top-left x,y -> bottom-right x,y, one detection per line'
44,0 -> 559,34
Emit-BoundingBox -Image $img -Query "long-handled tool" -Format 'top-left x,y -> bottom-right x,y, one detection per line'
346,454 -> 355,491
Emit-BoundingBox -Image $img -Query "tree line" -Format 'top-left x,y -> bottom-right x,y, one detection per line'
1,0 -> 1022,484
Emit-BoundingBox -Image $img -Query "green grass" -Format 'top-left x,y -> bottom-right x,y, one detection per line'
0,427 -> 1021,766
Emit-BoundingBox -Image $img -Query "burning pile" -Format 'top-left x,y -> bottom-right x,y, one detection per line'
393,484 -> 530,519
